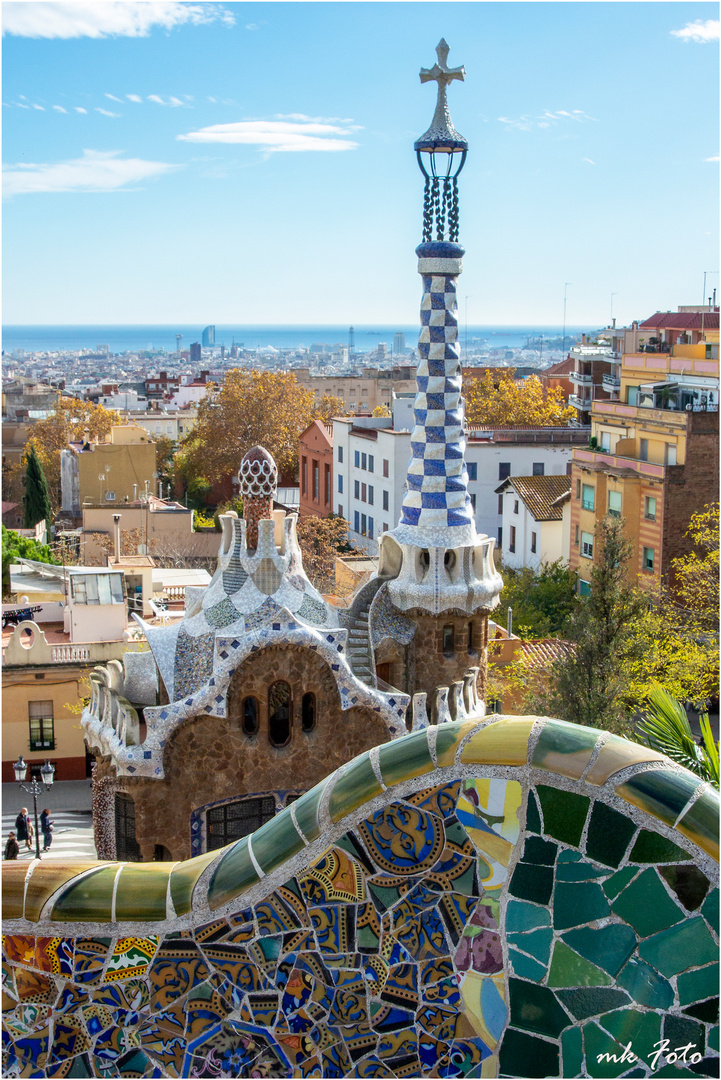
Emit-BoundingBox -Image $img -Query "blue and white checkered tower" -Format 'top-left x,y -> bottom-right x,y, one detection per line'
381,40 -> 503,616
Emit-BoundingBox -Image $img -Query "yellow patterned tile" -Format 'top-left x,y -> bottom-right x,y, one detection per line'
460,718 -> 535,767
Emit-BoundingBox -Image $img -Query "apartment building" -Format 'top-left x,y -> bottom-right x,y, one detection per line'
293,366 -> 416,416
569,313 -> 719,592
298,420 -> 334,519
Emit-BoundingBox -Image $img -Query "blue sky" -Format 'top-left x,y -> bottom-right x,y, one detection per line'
2,1 -> 719,327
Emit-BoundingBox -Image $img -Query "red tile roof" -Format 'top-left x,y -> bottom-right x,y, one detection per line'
495,474 -> 572,521
640,311 -> 719,331
518,638 -> 575,669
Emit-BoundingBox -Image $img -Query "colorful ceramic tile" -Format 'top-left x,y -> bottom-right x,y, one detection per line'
617,958 -> 674,1009
50,866 -> 119,922
508,978 -> 572,1038
148,940 -> 208,1010
561,925 -> 637,978
106,937 -> 158,983
508,864 -> 553,905
659,864 -> 711,912
602,866 -> 639,902
498,1027 -> 559,1078
459,718 -> 534,767
561,1024 -> 584,1078
208,837 -> 260,912
585,735 -> 667,786
531,718 -> 601,778
584,801 -> 637,868
329,754 -> 383,823
547,941 -> 613,987
675,790 -> 720,861
628,829 -> 689,864
460,972 -> 507,1052
434,721 -> 484,768
456,779 -> 522,878
298,846 -> 366,907
251,810 -> 306,876
615,769 -> 702,828
555,986 -> 632,1020
378,729 -> 433,786
505,900 -> 551,933
359,801 -> 445,876
610,868 -> 684,937
507,927 -> 552,966
114,864 -> 174,922
292,777 -> 332,844
638,917 -> 718,978
702,887 -> 719,927
508,949 -> 546,982
169,847 -> 219,917
553,881 -> 610,930
537,786 -> 589,846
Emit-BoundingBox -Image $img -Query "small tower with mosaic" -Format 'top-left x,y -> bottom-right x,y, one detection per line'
373,40 -> 503,709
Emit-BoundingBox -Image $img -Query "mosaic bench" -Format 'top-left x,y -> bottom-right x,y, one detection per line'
2,715 -> 719,1078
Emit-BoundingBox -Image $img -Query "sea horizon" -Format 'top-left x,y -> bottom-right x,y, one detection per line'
2,323 -> 594,355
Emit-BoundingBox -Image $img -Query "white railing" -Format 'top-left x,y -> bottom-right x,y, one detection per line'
51,644 -> 91,663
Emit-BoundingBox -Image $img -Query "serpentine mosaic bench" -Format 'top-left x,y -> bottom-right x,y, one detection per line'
3,716 -> 719,1078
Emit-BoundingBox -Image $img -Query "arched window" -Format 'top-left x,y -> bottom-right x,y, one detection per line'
268,681 -> 292,747
467,621 -> 475,655
442,625 -> 455,656
242,696 -> 258,736
301,692 -> 316,732
115,792 -> 141,862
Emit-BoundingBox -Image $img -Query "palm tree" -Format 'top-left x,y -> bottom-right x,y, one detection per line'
637,684 -> 719,788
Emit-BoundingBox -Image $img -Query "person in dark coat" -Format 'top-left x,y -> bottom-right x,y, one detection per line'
4,832 -> 19,860
15,809 -> 30,849
40,809 -> 53,851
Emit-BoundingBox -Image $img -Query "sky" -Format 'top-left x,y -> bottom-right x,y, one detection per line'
2,1 -> 719,328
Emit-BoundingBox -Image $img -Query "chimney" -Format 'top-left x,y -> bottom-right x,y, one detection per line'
112,514 -> 121,562
133,483 -> 137,502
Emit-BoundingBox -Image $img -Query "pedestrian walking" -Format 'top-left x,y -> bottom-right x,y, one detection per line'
40,808 -> 54,852
15,808 -> 30,850
4,832 -> 19,860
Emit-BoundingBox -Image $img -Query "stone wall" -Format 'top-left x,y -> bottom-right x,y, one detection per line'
3,716 -> 718,1079
404,610 -> 489,713
115,644 -> 392,860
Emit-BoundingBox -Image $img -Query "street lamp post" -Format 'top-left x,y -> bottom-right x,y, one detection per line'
12,756 -> 55,861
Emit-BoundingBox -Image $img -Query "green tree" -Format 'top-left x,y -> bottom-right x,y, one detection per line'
295,513 -> 355,594
636,684 -> 718,789
2,525 -> 60,596
537,516 -> 647,733
23,442 -> 53,534
496,560 -> 579,638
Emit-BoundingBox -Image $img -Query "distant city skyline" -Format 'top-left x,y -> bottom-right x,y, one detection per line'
2,1 -> 719,328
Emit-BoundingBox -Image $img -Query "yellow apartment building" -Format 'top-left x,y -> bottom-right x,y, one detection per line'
569,316 -> 718,592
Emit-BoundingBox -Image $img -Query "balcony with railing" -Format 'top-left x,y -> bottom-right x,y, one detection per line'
569,394 -> 593,412
569,371 -> 594,386
602,373 -> 621,391
573,448 -> 666,480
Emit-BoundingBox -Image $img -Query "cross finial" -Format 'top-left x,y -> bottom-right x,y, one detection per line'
415,39 -> 467,153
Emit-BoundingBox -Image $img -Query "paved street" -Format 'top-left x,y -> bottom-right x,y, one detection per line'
3,780 -> 97,861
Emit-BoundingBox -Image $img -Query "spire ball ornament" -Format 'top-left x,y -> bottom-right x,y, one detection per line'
415,39 -> 467,243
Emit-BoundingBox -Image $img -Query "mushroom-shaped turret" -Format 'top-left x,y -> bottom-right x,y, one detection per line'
239,445 -> 278,548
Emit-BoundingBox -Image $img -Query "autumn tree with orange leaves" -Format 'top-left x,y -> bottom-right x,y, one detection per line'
176,370 -> 315,490
464,369 -> 576,428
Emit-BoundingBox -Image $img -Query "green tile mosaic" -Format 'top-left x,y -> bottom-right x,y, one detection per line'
553,881 -> 610,931
664,1015 -> 705,1059
531,717 -> 601,778
602,866 -> 639,901
583,1021 -> 643,1079
615,769 -> 701,828
556,849 -> 607,881
291,776 -> 331,843
629,829 -> 690,864
676,790 -> 720,861
659,864 -> 711,912
251,810 -> 306,875
169,848 -> 219,917
328,754 -> 382,823
207,837 -> 260,912
585,801 -> 637,868
710,1026 -> 719,1053
506,900 -> 551,932
508,863 -> 553,905
548,941 -> 613,987
50,867 -> 118,922
602,1007 -> 661,1054
537,785 -> 589,846
638,917 -> 718,977
585,735 -> 666,787
526,789 -> 542,834
677,964 -> 720,1007
555,987 -> 632,1020
522,835 -> 557,865
433,719 -> 481,767
498,1028 -> 560,1079
683,999 -> 719,1024
508,978 -> 571,1038
561,1025 -> 583,1078
610,868 -> 684,937
561,925 -> 637,978
507,928 -> 552,965
508,948 -> 547,982
702,887 -> 719,927
114,864 -> 173,922
617,958 -> 674,1009
378,729 -> 433,786
23,862 -> 102,923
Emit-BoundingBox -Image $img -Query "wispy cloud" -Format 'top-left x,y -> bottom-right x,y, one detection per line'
3,149 -> 179,197
178,117 -> 361,152
126,94 -> 142,104
32,104 -> 45,111
705,155 -> 720,163
498,109 -> 596,132
671,19 -> 720,43
2,2 -> 235,38
53,105 -> 68,113
74,106 -> 87,114
148,94 -> 186,107
105,93 -> 124,103
95,107 -> 120,118
582,157 -> 596,165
